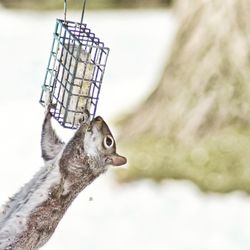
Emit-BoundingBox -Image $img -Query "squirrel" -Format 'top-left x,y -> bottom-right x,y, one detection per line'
0,109 -> 126,250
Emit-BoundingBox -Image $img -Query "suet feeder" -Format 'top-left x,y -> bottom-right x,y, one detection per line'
39,0 -> 109,129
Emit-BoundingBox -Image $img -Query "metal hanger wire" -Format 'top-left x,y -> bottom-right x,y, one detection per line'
80,0 -> 87,24
64,0 -> 67,22
63,0 -> 87,23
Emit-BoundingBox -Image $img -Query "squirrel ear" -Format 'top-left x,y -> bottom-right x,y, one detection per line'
109,153 -> 127,166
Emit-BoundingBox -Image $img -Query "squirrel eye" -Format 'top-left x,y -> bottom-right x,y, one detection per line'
104,135 -> 114,149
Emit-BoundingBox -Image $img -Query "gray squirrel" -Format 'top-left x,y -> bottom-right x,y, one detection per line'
0,109 -> 126,250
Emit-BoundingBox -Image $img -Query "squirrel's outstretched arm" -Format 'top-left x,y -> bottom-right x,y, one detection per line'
41,110 -> 65,161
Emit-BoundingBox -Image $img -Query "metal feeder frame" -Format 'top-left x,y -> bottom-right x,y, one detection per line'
39,1 -> 109,129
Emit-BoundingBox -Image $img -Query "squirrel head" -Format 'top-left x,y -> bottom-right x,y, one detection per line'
84,116 -> 127,167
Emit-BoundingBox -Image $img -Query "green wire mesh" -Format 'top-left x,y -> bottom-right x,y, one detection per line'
40,19 -> 109,129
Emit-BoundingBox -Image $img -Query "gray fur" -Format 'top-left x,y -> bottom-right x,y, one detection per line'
41,112 -> 65,161
0,111 -> 126,250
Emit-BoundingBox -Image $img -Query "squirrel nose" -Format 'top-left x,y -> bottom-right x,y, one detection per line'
94,116 -> 103,122
93,116 -> 103,129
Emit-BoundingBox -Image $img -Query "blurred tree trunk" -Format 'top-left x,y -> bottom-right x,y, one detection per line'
119,0 -> 250,192
116,0 -> 172,7
122,0 -> 250,142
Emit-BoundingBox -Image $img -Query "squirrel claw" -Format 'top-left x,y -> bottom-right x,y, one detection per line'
79,110 -> 90,125
45,103 -> 55,118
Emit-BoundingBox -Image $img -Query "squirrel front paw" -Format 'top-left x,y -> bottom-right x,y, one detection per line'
77,109 -> 90,125
82,109 -> 90,124
44,103 -> 54,120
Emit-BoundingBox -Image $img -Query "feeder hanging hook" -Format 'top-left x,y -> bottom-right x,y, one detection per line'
64,0 -> 86,23
80,0 -> 87,24
64,0 -> 67,22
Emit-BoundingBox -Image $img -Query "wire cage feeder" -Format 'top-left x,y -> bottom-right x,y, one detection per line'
39,1 -> 109,129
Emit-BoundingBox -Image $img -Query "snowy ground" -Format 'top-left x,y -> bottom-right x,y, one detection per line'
0,7 -> 250,250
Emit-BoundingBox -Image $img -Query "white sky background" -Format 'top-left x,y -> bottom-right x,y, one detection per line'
0,7 -> 250,250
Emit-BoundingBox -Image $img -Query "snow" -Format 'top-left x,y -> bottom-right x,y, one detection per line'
0,7 -> 250,250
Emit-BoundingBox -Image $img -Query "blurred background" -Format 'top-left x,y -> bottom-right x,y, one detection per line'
0,0 -> 172,9
1,0 -> 250,249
